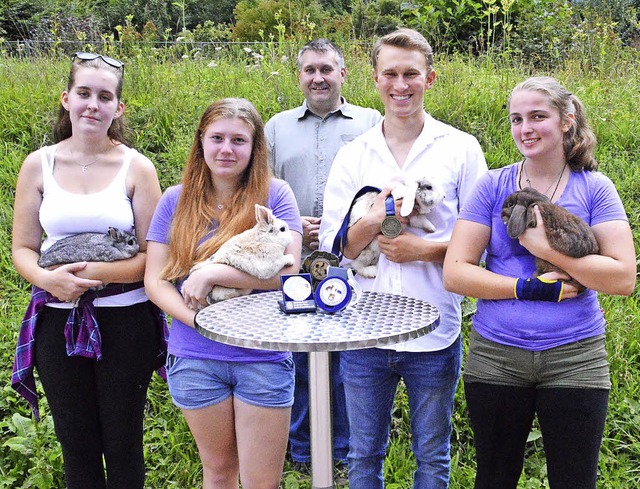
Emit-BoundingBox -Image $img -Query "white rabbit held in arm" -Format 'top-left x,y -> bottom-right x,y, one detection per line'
190,204 -> 295,304
347,177 -> 445,279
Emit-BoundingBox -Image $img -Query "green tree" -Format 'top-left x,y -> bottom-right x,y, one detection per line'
232,0 -> 328,41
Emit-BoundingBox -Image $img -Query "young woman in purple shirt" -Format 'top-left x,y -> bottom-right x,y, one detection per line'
443,77 -> 635,489
145,98 -> 302,488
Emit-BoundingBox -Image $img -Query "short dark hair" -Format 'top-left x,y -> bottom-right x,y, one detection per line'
297,38 -> 345,70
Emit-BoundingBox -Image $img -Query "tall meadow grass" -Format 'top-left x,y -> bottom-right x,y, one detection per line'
0,44 -> 638,488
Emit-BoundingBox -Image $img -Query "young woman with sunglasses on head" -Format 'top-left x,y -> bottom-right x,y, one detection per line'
11,52 -> 166,488
443,76 -> 636,488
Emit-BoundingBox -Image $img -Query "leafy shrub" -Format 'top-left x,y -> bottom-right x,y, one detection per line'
232,0 -> 330,41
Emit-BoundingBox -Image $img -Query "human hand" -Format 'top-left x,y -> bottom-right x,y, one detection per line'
517,205 -> 550,258
301,216 -> 321,250
45,262 -> 103,302
181,263 -> 218,310
538,271 -> 579,300
378,232 -> 421,263
370,187 -> 395,224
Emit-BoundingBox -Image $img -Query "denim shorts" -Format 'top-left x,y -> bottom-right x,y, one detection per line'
166,354 -> 295,410
463,328 -> 611,390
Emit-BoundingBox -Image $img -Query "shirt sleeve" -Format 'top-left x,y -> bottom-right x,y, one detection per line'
589,172 -> 628,225
146,185 -> 181,244
318,143 -> 362,255
268,179 -> 303,235
458,171 -> 499,227
457,135 -> 489,211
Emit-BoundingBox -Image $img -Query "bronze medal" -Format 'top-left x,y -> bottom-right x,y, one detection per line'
302,250 -> 340,284
381,216 -> 402,238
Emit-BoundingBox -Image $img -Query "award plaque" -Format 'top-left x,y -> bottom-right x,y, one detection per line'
381,195 -> 402,238
314,276 -> 352,313
278,273 -> 317,314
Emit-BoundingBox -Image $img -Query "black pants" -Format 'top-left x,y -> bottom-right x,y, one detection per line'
35,301 -> 161,489
464,382 -> 609,489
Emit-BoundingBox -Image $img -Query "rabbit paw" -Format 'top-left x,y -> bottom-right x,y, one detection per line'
357,265 -> 378,278
206,286 -> 252,304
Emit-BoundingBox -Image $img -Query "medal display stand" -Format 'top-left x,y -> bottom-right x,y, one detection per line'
195,290 -> 440,489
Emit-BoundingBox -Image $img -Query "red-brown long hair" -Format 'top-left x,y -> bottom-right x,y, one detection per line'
162,98 -> 271,281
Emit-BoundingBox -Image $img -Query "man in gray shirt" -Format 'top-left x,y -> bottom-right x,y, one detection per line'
265,38 -> 381,473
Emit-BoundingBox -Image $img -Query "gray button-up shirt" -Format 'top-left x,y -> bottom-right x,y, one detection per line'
265,99 -> 382,220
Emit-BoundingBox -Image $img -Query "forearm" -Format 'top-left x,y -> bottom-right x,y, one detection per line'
540,250 -> 635,296
443,259 -> 517,299
343,216 -> 380,260
12,247 -> 50,289
415,239 -> 448,264
210,262 -> 299,291
145,278 -> 196,327
75,253 -> 147,284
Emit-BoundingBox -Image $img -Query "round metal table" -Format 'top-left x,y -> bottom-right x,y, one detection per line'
195,290 -> 440,489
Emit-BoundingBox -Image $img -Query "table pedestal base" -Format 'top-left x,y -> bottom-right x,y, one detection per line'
309,351 -> 334,489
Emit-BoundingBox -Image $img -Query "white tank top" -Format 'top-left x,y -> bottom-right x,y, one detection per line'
39,144 -> 147,307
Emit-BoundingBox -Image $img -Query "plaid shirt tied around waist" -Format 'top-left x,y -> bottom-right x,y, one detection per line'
11,283 -> 168,420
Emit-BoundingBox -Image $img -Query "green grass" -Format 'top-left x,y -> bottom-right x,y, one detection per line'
1,43 -> 639,488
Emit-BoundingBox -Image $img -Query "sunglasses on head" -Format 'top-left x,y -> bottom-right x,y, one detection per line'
72,52 -> 125,71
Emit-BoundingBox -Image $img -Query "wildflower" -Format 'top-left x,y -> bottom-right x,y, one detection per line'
208,61 -> 218,68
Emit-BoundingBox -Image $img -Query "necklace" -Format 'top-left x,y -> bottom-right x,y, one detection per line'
519,159 -> 567,201
69,148 -> 102,173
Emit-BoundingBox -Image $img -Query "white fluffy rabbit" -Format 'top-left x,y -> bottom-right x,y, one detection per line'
190,204 -> 295,304
347,177 -> 445,279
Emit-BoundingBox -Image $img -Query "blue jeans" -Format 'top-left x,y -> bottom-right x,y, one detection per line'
341,336 -> 462,489
289,351 -> 350,463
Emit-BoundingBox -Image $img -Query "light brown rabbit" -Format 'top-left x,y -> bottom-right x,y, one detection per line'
501,187 -> 599,291
190,204 -> 295,304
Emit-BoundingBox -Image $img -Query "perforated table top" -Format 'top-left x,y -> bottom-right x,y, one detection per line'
195,290 -> 440,352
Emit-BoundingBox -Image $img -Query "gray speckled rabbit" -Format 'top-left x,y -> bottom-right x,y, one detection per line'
348,178 -> 445,279
190,204 -> 295,304
501,186 -> 599,291
38,227 -> 139,267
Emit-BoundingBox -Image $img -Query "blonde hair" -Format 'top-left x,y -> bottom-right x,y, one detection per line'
162,98 -> 271,281
371,28 -> 434,72
508,76 -> 597,171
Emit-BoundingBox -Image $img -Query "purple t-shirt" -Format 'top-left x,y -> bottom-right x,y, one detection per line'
147,178 -> 302,361
459,163 -> 627,351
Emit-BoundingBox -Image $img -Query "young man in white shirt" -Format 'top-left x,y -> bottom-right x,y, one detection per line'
319,28 -> 487,488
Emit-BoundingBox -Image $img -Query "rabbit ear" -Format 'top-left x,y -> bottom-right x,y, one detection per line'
506,203 -> 529,238
526,203 -> 538,229
392,181 -> 419,217
254,204 -> 273,226
107,227 -> 119,239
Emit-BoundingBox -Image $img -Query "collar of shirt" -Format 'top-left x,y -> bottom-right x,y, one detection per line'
298,97 -> 354,121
